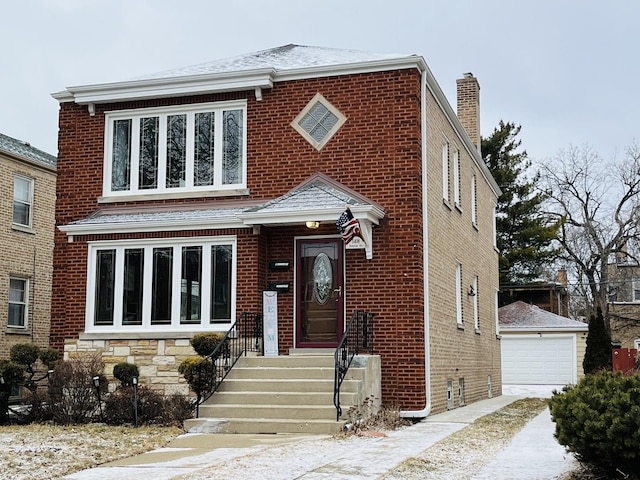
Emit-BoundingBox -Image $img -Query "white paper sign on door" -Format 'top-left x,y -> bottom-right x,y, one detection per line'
263,291 -> 278,356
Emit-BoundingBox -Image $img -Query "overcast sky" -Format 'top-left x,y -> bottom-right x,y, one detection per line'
2,0 -> 638,164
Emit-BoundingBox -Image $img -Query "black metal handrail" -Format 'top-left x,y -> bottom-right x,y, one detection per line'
333,310 -> 375,421
194,311 -> 262,417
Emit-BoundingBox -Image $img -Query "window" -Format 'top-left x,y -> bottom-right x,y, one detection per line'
291,93 -> 346,151
633,278 -> 640,302
13,176 -> 33,228
471,174 -> 478,226
456,262 -> 463,326
473,275 -> 479,331
453,147 -> 461,207
442,139 -> 450,203
492,204 -> 498,249
8,277 -> 28,328
104,101 -> 246,197
87,237 -> 236,332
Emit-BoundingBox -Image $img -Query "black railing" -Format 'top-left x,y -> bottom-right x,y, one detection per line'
334,310 -> 375,421
195,311 -> 262,417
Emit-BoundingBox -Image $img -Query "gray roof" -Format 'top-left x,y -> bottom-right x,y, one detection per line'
0,132 -> 56,170
499,301 -> 588,331
134,44 -> 415,81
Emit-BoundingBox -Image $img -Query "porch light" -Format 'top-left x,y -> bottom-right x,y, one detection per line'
306,221 -> 320,229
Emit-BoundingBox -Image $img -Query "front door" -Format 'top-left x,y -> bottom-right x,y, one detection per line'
296,238 -> 344,348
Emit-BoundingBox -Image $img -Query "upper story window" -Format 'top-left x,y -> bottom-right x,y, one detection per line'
471,173 -> 478,227
13,175 -> 34,228
291,93 -> 346,151
104,101 -> 247,198
8,277 -> 28,328
473,274 -> 479,331
633,278 -> 640,302
453,146 -> 461,207
87,236 -> 236,333
442,138 -> 450,203
456,262 -> 463,326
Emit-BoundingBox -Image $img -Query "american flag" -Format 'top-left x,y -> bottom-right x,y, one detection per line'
336,207 -> 363,245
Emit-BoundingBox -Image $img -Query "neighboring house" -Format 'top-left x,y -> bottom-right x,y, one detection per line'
607,256 -> 640,350
499,301 -> 587,386
500,269 -> 569,316
0,133 -> 56,360
50,44 -> 501,417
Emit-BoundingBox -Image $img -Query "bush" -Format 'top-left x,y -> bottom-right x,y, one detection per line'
0,360 -> 25,425
104,386 -> 193,427
549,371 -> 640,476
190,332 -> 225,356
113,362 -> 139,387
178,357 -> 214,400
47,354 -> 106,425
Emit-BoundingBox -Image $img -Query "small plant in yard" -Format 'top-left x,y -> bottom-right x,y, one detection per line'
0,360 -> 24,425
190,332 -> 227,356
549,370 -> 640,478
112,362 -> 139,387
340,396 -> 411,436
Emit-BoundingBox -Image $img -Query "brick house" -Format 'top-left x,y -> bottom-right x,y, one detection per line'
0,133 -> 56,360
50,45 -> 501,418
607,256 -> 640,350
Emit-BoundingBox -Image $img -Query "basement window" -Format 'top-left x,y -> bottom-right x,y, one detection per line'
291,93 -> 346,151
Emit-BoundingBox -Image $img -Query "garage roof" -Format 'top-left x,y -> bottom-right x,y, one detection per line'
499,301 -> 588,332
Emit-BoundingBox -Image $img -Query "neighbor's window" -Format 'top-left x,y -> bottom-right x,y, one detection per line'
471,174 -> 478,226
13,175 -> 34,227
105,101 -> 246,197
88,237 -> 236,332
291,93 -> 346,151
473,275 -> 479,331
633,278 -> 640,302
8,277 -> 28,328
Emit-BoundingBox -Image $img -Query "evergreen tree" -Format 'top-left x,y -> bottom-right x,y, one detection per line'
582,306 -> 612,374
482,121 -> 559,285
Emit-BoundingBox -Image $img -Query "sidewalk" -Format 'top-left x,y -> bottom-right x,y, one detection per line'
65,388 -> 578,480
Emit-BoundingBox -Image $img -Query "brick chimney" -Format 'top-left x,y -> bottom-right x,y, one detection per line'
456,73 -> 481,153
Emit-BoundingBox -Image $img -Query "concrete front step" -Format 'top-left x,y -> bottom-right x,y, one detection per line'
213,390 -> 359,406
185,417 -> 343,435
199,403 -> 338,420
217,378 -> 360,393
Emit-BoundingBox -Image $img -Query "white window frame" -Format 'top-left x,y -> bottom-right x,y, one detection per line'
492,203 -> 498,249
85,236 -> 237,333
453,146 -> 461,207
442,138 -> 450,203
471,173 -> 478,227
291,93 -> 347,151
8,276 -> 29,329
103,101 -> 247,198
632,278 -> 640,302
456,262 -> 463,326
473,274 -> 479,331
13,175 -> 34,228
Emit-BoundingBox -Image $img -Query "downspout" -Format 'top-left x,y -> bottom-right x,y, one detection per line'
401,67 -> 431,417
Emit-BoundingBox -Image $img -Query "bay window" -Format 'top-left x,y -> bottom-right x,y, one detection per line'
105,101 -> 246,197
87,237 -> 236,332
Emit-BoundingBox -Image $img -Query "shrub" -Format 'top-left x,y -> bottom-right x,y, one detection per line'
47,354 -> 106,425
582,306 -> 612,374
0,360 -> 25,425
178,356 -> 214,401
104,386 -> 193,427
549,371 -> 640,476
10,343 -> 40,367
190,332 -> 226,356
113,362 -> 139,387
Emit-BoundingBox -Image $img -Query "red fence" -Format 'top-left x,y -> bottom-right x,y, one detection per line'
612,348 -> 639,375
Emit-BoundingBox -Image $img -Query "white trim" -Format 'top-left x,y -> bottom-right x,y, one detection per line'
473,275 -> 479,331
12,175 -> 34,229
8,276 -> 29,329
441,137 -> 449,203
291,93 -> 347,151
456,262 -> 463,326
103,100 -> 247,198
452,146 -> 461,207
85,236 -> 236,334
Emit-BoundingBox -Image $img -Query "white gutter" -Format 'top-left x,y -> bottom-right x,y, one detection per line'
401,66 -> 432,418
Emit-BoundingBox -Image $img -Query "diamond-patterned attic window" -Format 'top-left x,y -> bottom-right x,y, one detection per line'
291,93 -> 347,151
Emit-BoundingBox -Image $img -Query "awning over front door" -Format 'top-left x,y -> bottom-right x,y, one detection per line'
58,172 -> 385,258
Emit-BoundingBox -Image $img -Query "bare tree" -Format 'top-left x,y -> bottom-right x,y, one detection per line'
539,143 -> 640,327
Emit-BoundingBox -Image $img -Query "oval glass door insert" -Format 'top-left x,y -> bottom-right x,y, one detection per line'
312,253 -> 332,304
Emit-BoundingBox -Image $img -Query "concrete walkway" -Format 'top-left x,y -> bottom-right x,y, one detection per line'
65,390 -> 578,480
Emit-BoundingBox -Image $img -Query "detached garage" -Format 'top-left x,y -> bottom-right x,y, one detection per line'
499,301 -> 588,386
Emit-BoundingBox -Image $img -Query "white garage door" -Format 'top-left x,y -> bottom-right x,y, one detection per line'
501,335 -> 576,385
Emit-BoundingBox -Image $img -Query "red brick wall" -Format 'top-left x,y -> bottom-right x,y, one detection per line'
52,69 -> 429,409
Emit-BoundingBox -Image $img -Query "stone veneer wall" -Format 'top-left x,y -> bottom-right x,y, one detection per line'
64,338 -> 196,395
